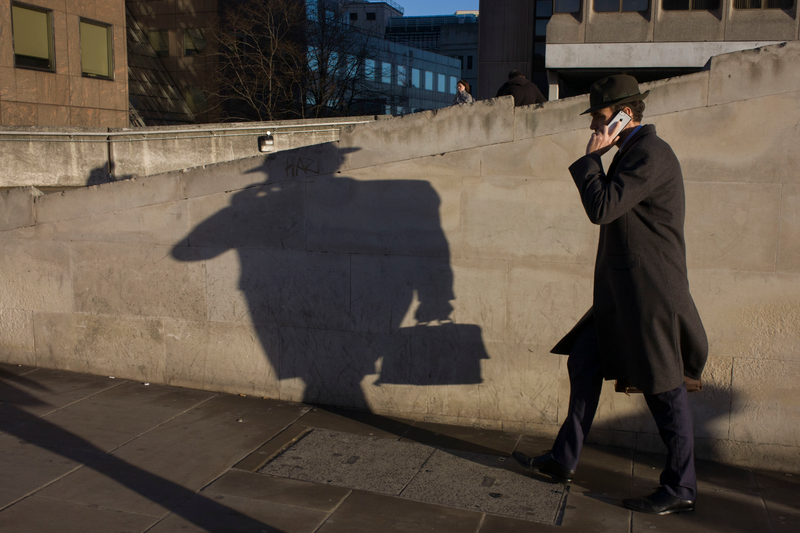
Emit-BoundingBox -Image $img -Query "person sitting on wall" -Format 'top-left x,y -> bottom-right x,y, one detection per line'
512,75 -> 708,516
453,79 -> 474,105
495,70 -> 546,106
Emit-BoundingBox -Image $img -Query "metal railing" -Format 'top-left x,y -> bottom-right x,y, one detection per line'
0,120 -> 373,143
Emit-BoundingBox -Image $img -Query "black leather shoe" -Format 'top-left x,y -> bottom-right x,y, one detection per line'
623,487 -> 696,515
512,451 -> 575,483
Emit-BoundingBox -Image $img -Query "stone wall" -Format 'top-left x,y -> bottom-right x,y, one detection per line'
0,117 -> 381,189
1,42 -> 799,472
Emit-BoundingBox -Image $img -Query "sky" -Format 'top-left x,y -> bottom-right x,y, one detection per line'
395,0 -> 480,16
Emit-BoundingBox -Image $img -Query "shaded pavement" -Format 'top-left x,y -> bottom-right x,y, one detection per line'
0,363 -> 797,532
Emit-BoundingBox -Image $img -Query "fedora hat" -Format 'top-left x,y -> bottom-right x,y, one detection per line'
581,75 -> 649,115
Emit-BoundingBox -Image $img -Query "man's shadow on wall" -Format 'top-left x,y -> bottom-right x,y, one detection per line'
172,145 -> 488,410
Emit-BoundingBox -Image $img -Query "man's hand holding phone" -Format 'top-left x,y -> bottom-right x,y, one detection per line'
586,111 -> 632,156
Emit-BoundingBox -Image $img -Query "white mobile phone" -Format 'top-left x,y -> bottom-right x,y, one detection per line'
608,111 -> 632,135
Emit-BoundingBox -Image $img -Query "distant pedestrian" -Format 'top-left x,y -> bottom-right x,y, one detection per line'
453,80 -> 474,105
496,70 -> 545,106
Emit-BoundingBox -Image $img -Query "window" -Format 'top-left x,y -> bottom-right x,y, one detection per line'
382,62 -> 392,84
535,20 -> 548,36
184,85 -> 207,113
308,46 -> 320,72
385,104 -> 392,115
555,0 -> 581,11
396,106 -> 403,115
437,73 -> 445,92
594,0 -> 649,10
350,12 -> 358,20
80,19 -> 112,79
11,4 -> 54,71
184,28 -> 205,56
306,0 -> 318,21
733,0 -> 791,7
148,30 -> 169,57
397,65 -> 407,86
425,71 -> 433,90
537,0 -> 554,15
346,55 -> 358,76
365,58 -> 375,81
449,76 -> 457,94
412,68 -> 420,88
366,12 -> 376,20
467,55 -> 473,70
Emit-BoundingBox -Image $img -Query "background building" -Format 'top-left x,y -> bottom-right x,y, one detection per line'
385,13 -> 479,97
1,0 -> 128,127
477,0 -> 551,101
346,1 -> 474,105
544,0 -> 794,98
478,0 -> 798,101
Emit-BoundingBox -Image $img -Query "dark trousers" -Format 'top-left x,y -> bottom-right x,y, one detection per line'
549,321 -> 697,500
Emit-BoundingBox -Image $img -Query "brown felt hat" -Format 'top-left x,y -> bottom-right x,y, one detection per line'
581,75 -> 649,115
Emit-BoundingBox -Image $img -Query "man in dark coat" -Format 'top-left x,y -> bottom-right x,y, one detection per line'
513,75 -> 708,516
495,70 -> 546,106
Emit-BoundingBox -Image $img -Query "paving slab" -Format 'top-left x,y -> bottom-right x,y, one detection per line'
0,496 -> 156,533
565,444 -> 633,499
15,382 -> 214,452
296,406 -> 414,439
259,428 -> 434,495
204,470 -> 350,512
234,424 -> 312,472
557,491 -> 633,533
36,395 -> 309,517
0,363 -> 38,377
0,368 -> 120,416
0,433 -> 101,509
402,421 -> 520,456
754,470 -> 800,532
402,449 -> 566,524
318,490 -> 484,533
629,476 -> 772,533
147,493 -> 329,533
634,451 -> 759,494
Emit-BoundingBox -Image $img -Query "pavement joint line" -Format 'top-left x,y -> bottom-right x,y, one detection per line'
0,386 -> 221,514
19,373 -> 127,418
310,487 -> 354,533
18,491 -> 165,520
0,462 -> 89,514
247,426 -> 314,472
192,405 -> 314,499
90,389 -> 221,456
474,512 -> 487,532
395,444 -> 437,498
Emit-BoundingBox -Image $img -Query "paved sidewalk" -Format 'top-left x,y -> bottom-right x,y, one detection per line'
0,363 -> 797,533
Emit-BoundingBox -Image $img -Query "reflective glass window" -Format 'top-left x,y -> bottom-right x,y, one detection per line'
80,20 -> 113,78
11,4 -> 54,71
184,28 -> 205,56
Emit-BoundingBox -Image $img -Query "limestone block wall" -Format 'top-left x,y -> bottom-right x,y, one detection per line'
0,117 -> 380,189
1,42 -> 799,472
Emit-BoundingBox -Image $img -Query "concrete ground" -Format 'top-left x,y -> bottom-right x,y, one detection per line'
0,363 -> 797,533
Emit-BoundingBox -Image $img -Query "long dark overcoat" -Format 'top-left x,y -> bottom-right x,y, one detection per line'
551,125 -> 708,394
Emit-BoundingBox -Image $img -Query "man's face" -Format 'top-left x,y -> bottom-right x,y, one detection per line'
589,107 -> 615,132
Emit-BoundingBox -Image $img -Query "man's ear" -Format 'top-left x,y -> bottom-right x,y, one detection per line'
623,106 -> 634,117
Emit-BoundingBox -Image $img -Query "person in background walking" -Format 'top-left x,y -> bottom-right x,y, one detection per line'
453,80 -> 474,105
496,70 -> 546,106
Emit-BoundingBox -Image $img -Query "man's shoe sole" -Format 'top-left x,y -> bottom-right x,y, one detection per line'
623,501 -> 696,515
